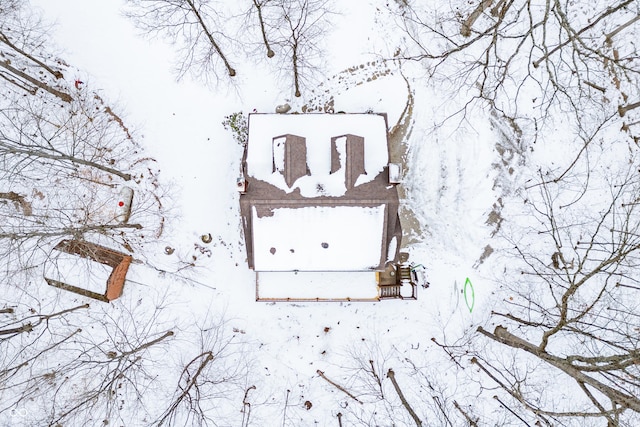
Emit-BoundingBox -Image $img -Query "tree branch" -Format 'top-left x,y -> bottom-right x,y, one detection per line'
0,59 -> 71,102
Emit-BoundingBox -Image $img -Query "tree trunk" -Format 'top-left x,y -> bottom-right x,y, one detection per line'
460,0 -> 493,37
185,0 -> 236,76
0,142 -> 131,181
292,47 -> 301,97
252,0 -> 275,58
317,369 -> 362,403
0,30 -> 64,79
387,368 -> 423,426
0,59 -> 72,102
478,326 -> 640,412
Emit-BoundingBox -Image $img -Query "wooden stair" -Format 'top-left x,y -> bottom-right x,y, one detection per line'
379,284 -> 402,298
398,265 -> 412,282
378,264 -> 417,300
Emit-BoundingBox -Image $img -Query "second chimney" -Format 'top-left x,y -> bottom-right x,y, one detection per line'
331,134 -> 366,190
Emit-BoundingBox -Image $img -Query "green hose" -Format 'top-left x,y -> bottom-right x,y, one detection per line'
463,277 -> 475,313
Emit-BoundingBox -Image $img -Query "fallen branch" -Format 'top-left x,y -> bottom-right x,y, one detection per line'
316,369 -> 362,404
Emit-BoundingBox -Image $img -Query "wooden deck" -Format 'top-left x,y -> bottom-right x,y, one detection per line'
377,263 -> 417,300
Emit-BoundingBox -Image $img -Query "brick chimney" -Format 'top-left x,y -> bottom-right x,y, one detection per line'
273,134 -> 309,187
331,134 -> 365,190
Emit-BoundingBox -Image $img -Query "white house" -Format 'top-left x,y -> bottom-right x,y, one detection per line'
239,113 -> 407,301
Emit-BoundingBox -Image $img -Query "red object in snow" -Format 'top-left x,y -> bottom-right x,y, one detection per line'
74,80 -> 84,89
116,186 -> 134,223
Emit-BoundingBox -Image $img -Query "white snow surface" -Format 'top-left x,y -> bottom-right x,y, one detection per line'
20,0 -> 504,424
256,271 -> 379,301
247,113 -> 389,196
44,252 -> 113,295
10,0 -> 588,425
252,204 -> 385,271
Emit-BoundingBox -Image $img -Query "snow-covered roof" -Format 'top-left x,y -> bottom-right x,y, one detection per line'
256,271 -> 380,300
246,113 -> 389,197
252,204 -> 386,271
240,112 -> 402,274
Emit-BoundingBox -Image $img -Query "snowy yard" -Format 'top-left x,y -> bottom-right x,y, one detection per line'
2,0 -> 640,426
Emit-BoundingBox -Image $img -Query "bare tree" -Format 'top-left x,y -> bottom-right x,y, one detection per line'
268,0 -> 334,97
240,0 -> 276,58
0,302 -> 89,425
0,91 -> 164,285
0,4 -> 268,427
0,3 -> 69,102
322,339 -> 458,427
124,0 -> 237,84
155,317 -> 253,426
0,4 -> 165,288
391,0 -> 640,146
430,149 -> 640,425
0,292 -> 177,425
388,3 -> 640,423
124,0 -> 335,96
0,8 -> 170,424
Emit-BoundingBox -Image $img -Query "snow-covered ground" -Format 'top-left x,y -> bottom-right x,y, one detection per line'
3,0 -> 576,425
